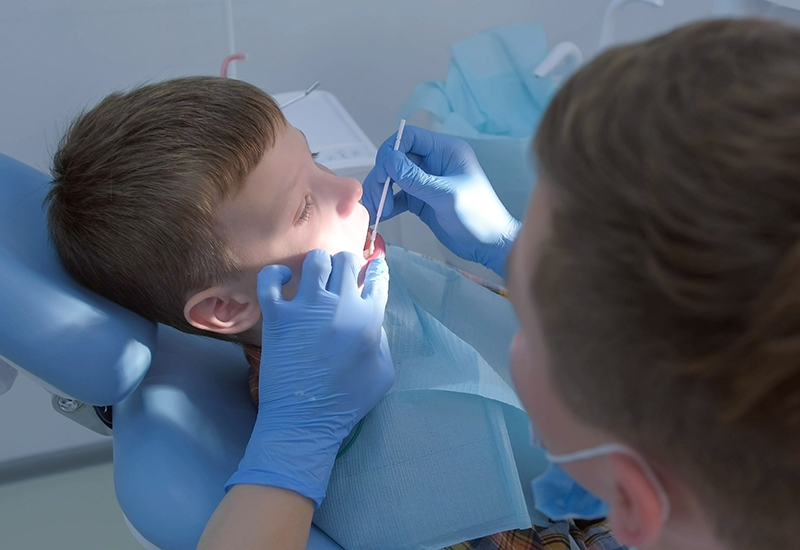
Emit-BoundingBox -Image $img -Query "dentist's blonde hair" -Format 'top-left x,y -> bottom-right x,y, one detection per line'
534,18 -> 800,550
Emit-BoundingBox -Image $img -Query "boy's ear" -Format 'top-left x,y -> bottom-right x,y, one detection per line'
607,453 -> 667,548
184,287 -> 261,335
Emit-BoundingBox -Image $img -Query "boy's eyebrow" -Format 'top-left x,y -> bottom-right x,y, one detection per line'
276,129 -> 310,221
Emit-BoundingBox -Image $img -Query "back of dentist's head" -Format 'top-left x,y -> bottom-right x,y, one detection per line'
533,18 -> 800,550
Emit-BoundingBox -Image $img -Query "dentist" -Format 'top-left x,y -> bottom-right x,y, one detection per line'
200,18 -> 798,550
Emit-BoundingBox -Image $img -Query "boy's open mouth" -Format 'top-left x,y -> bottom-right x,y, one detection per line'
363,228 -> 386,262
358,229 -> 386,287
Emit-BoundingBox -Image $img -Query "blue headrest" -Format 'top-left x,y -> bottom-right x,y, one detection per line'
0,152 -> 156,405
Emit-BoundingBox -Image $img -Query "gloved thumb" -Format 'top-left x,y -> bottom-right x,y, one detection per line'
361,257 -> 389,309
374,328 -> 395,396
256,264 -> 293,307
384,150 -> 442,202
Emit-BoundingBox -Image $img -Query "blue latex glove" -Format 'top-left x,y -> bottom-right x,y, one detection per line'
363,125 -> 521,278
225,250 -> 394,508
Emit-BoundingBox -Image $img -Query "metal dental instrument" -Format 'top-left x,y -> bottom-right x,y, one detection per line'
279,81 -> 321,109
368,119 -> 406,255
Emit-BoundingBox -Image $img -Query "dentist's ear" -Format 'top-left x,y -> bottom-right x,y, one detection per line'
184,286 -> 261,335
607,453 -> 668,548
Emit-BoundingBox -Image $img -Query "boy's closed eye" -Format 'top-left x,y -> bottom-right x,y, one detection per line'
290,137 -> 318,227
297,195 -> 314,226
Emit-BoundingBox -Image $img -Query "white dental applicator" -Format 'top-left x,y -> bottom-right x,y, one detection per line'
367,119 -> 406,256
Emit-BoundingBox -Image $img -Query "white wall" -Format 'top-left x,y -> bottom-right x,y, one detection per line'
0,0 -> 228,172
536,0 -> 800,64
537,0 -> 713,61
0,0 -> 541,172
5,0 -> 800,171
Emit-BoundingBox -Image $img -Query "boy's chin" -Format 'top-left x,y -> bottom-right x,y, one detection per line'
358,230 -> 386,287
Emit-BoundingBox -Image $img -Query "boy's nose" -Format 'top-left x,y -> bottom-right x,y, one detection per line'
336,176 -> 363,217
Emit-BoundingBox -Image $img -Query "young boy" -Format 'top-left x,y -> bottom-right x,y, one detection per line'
45,77 -> 619,549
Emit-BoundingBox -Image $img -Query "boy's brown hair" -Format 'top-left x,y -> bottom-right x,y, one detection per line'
533,18 -> 800,550
47,76 -> 286,339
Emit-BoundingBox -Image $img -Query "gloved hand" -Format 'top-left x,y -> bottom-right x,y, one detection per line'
363,125 -> 521,278
226,250 -> 394,507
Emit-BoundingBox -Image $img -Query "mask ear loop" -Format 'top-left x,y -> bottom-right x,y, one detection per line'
545,443 -> 671,525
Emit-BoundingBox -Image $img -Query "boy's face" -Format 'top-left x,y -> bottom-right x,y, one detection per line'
187,123 -> 371,338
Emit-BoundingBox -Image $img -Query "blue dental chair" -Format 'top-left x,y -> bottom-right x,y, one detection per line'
0,152 -> 344,549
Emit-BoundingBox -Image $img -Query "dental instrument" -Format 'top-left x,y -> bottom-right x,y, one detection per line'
368,119 -> 406,256
279,81 -> 321,109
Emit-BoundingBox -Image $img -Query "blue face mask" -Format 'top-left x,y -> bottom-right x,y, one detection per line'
531,443 -> 671,528
531,461 -> 610,520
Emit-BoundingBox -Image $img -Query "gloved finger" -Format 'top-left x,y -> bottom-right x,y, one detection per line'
383,149 -> 445,203
362,130 -> 402,215
375,180 -> 394,220
406,151 -> 425,166
363,161 -> 406,224
384,190 -> 410,221
361,257 -> 389,311
362,168 -> 387,221
256,264 -> 293,310
373,126 -> 442,177
327,251 -> 361,297
297,249 -> 333,301
356,327 -> 395,415
397,126 -> 475,174
364,127 -> 435,216
392,125 -> 438,157
365,177 -> 398,226
404,191 -> 428,218
375,328 -> 395,396
416,206 -> 461,255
